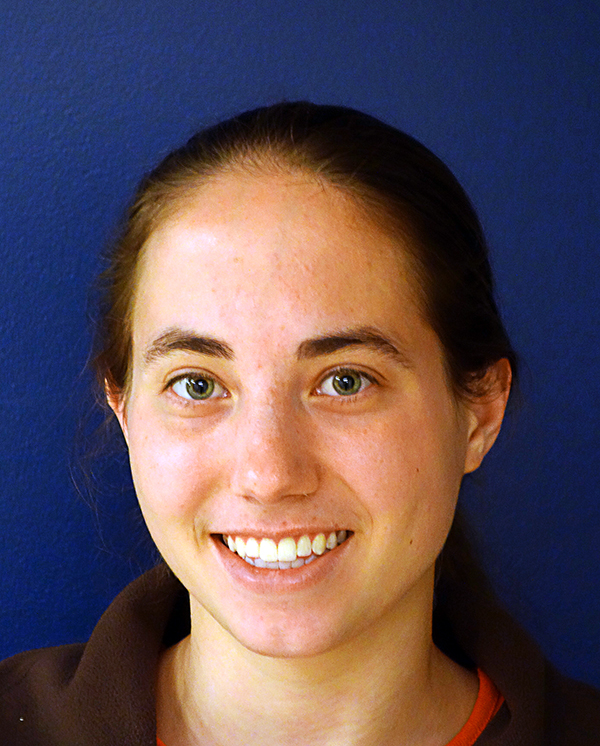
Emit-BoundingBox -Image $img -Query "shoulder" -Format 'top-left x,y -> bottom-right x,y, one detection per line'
436,571 -> 600,745
0,565 -> 186,746
542,664 -> 600,745
0,643 -> 84,696
0,643 -> 85,744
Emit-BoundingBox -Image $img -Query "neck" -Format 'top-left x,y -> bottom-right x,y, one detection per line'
157,582 -> 478,746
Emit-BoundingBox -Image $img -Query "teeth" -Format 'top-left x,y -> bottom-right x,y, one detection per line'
235,537 -> 246,558
312,533 -> 326,555
259,538 -> 278,563
326,531 -> 337,550
224,531 -> 350,569
277,537 -> 297,562
245,537 -> 259,558
297,535 -> 312,557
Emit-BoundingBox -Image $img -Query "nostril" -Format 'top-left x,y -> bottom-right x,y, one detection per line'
230,456 -> 319,504
228,410 -> 319,502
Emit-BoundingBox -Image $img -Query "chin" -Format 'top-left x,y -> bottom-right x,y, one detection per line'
234,622 -> 343,659
218,603 -> 355,659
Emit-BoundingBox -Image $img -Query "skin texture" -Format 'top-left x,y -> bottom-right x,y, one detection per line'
110,170 -> 510,745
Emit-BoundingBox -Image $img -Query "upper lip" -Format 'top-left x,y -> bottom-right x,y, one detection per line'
213,529 -> 351,540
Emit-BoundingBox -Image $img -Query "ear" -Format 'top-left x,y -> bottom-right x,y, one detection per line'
463,359 -> 512,474
105,379 -> 129,445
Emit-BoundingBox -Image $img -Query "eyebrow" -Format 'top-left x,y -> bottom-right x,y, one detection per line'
297,327 -> 411,366
142,325 -> 410,367
143,329 -> 234,365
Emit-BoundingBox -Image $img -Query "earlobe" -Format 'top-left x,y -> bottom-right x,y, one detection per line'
105,379 -> 129,445
463,359 -> 512,474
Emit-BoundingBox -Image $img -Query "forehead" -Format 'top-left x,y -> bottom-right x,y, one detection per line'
133,171 -> 425,346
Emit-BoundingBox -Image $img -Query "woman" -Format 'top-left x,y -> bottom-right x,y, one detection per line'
1,102 -> 598,745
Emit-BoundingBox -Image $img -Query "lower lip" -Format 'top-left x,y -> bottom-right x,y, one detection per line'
211,534 -> 352,593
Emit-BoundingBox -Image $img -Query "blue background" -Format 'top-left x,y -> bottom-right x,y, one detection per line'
1,1 -> 598,687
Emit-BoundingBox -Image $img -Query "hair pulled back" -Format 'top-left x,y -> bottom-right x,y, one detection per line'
95,101 -> 517,401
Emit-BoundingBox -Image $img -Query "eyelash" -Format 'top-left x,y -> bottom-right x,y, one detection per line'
166,367 -> 378,404
315,367 -> 377,400
167,372 -> 228,402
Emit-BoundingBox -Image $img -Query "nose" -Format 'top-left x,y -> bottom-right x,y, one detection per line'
228,400 -> 319,504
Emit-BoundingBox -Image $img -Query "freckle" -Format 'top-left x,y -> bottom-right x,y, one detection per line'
409,539 -> 413,545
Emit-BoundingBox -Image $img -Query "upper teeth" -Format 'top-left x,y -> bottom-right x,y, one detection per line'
225,531 -> 348,563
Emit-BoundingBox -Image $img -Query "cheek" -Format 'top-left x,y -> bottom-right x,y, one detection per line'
333,403 -> 466,544
337,409 -> 462,497
126,411 -> 222,520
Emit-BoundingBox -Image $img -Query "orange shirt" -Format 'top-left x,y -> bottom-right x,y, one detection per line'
446,669 -> 504,746
157,668 -> 503,746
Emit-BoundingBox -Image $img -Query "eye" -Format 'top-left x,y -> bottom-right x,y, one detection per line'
317,368 -> 374,397
171,374 -> 226,401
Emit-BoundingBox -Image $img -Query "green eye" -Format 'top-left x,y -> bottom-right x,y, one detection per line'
186,376 -> 214,399
172,375 -> 223,401
332,371 -> 362,395
319,369 -> 373,397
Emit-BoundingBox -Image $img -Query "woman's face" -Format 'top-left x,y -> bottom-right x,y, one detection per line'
114,170 -> 488,658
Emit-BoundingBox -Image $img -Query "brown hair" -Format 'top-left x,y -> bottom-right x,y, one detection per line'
94,101 -> 517,400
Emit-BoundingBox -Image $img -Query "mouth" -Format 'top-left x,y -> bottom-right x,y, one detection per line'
219,530 -> 350,570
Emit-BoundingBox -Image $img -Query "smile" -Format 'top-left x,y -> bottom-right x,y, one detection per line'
221,531 -> 349,569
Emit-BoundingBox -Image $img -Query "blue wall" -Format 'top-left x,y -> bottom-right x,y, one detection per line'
1,0 -> 598,687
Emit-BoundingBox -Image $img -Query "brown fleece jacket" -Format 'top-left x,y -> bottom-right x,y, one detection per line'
0,564 -> 599,745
